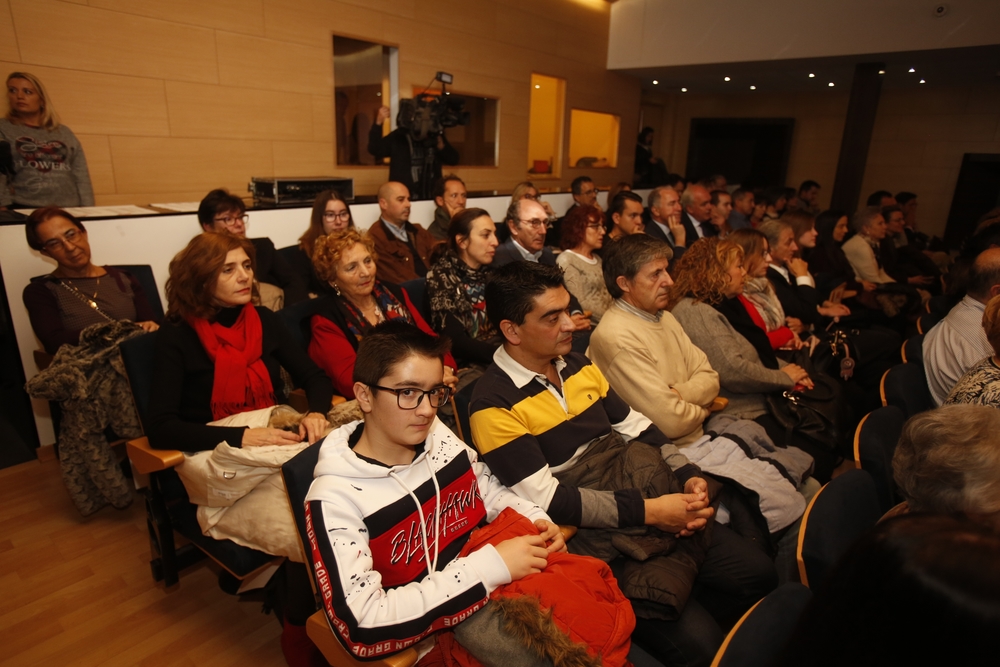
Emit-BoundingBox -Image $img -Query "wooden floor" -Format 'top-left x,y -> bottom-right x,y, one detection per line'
0,458 -> 287,667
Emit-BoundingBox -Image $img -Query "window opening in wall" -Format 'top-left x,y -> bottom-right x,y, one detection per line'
527,73 -> 565,177
410,87 -> 499,167
333,36 -> 396,166
569,109 -> 620,169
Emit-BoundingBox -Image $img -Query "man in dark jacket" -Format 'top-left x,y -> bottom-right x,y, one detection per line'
367,105 -> 459,201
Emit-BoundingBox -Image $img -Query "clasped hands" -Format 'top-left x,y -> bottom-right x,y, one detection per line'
644,477 -> 714,537
242,411 -> 331,447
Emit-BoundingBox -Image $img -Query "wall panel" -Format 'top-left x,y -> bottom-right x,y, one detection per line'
88,0 -> 266,36
0,0 -> 20,63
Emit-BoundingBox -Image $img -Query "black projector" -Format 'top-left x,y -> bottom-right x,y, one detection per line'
249,176 -> 354,207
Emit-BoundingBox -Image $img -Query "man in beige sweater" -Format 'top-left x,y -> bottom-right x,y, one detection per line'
588,234 -> 720,446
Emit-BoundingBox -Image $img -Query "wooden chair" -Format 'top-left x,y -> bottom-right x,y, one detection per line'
796,469 -> 881,589
710,583 -> 812,667
879,363 -> 934,418
120,332 -> 280,588
853,406 -> 907,514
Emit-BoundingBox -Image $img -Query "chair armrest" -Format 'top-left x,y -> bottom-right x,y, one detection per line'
559,525 -> 578,541
708,397 -> 729,413
332,395 -> 346,406
127,436 -> 184,474
306,611 -> 418,667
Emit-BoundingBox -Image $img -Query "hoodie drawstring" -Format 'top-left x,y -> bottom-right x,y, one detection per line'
388,457 -> 442,573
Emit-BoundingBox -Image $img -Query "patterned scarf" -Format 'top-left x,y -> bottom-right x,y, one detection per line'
427,250 -> 497,342
188,303 -> 275,420
339,281 -> 413,342
743,276 -> 787,332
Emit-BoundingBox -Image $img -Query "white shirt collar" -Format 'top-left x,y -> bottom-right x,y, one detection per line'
381,217 -> 409,243
511,238 -> 543,262
494,345 -> 567,389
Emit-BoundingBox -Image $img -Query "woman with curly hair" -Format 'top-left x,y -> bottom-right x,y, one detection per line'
309,228 -> 456,398
556,204 -> 614,323
426,208 -> 501,366
668,238 -> 840,480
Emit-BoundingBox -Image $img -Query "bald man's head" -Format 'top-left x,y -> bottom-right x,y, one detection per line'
681,184 -> 712,223
378,181 -> 411,225
969,247 -> 1000,303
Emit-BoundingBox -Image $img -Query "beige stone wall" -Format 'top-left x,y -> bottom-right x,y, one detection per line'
642,85 -> 1000,238
1,0 -> 641,204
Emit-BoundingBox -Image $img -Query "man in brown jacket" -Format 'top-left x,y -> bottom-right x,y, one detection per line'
368,181 -> 437,285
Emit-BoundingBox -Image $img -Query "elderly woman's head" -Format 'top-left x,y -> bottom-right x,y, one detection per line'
666,238 -> 745,309
166,232 -> 258,321
312,228 -> 378,302
26,207 -> 91,274
893,404 -> 1000,529
559,204 -> 605,252
852,206 -> 887,241
984,293 -> 1000,355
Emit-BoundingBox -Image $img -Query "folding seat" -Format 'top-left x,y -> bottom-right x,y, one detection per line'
880,363 -> 934,417
852,406 -> 907,513
710,583 -> 813,667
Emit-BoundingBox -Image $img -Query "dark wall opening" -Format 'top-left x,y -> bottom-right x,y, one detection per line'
686,118 -> 795,188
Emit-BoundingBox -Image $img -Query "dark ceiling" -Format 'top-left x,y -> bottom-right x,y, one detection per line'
616,44 -> 1000,94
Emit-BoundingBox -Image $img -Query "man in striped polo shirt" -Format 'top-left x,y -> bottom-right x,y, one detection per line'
468,261 -> 777,667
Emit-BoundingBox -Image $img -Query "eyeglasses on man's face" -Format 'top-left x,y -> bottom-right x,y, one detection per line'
214,214 -> 249,228
41,227 -> 84,252
370,384 -> 452,409
323,210 -> 351,221
518,218 -> 550,230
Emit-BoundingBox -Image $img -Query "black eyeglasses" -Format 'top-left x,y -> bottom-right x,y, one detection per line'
370,385 -> 452,409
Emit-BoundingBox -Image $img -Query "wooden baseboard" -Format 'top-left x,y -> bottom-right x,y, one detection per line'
36,445 -> 57,462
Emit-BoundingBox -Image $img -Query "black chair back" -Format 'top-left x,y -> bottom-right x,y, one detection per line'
902,334 -> 924,365
119,330 -> 160,431
277,244 -> 302,270
881,363 -> 934,417
798,469 -> 881,589
917,310 -> 943,335
281,442 -> 324,580
277,296 -> 320,353
714,583 -> 813,667
854,406 -> 907,513
111,264 -> 165,321
400,278 -> 429,322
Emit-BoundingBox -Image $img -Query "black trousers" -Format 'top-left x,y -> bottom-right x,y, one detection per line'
631,523 -> 778,667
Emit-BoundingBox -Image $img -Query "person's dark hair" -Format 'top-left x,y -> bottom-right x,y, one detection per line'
197,188 -> 246,227
760,186 -> 787,208
570,176 -> 593,196
966,248 -> 1000,302
299,189 -> 354,254
731,187 -> 753,204
610,190 -> 643,217
353,320 -> 451,388
775,513 -> 1000,667
560,204 -> 603,250
638,127 -> 654,143
882,204 -> 903,222
504,198 -> 528,232
602,234 -> 673,299
447,207 -> 492,254
25,206 -> 86,251
607,182 -> 632,205
815,209 -> 848,245
866,190 -> 893,207
895,191 -> 917,206
666,173 -> 686,191
433,173 -> 465,200
485,261 -> 565,333
709,189 -> 730,207
166,232 -> 258,321
798,180 -> 820,194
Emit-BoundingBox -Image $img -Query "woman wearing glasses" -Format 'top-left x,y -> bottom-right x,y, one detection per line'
197,188 -> 308,306
292,189 -> 355,295
23,206 -> 160,354
556,204 -> 614,323
308,228 -> 457,399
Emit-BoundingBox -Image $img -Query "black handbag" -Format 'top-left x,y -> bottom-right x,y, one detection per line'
809,328 -> 858,381
765,372 -> 850,457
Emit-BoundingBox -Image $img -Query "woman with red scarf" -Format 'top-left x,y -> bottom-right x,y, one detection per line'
147,232 -> 333,452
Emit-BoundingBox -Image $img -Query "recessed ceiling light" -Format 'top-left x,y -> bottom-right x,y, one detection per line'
724,76 -> 731,82
908,67 -> 916,73
828,82 -> 835,87
878,70 -> 886,74
808,73 -> 815,78
919,79 -> 926,84
445,91 -> 450,95
750,85 -> 756,90
653,80 -> 659,85
534,84 -> 540,89
681,87 -> 688,92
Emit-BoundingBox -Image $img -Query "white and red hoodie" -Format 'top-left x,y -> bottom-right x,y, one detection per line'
304,418 -> 549,661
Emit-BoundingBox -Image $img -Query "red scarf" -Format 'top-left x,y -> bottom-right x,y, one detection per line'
189,303 -> 275,420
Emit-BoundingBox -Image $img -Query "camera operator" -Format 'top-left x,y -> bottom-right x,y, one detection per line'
368,105 -> 458,201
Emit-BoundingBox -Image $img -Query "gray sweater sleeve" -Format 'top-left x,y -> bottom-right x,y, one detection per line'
673,300 -> 794,394
68,130 -> 95,206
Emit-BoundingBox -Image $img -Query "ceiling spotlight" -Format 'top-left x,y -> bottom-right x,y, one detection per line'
828,82 -> 835,87
878,70 -> 886,74
724,76 -> 731,82
908,67 -> 916,73
808,73 -> 815,78
750,85 -> 756,90
681,87 -> 688,92
534,84 -> 540,89
653,79 -> 659,85
919,79 -> 926,84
